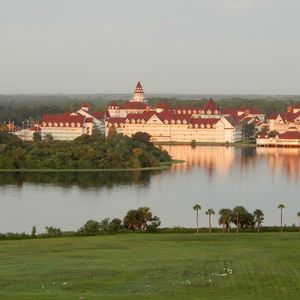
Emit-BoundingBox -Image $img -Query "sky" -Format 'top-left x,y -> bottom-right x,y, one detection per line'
0,0 -> 299,94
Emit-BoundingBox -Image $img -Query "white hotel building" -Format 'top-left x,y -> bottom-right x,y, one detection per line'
106,82 -> 243,143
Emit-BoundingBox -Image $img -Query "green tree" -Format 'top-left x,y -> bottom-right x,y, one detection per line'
253,209 -> 264,232
108,218 -> 123,232
79,220 -> 101,236
45,226 -> 62,237
242,123 -> 255,140
193,204 -> 201,234
123,207 -> 159,231
44,133 -> 54,143
297,212 -> 300,233
278,204 -> 285,232
268,130 -> 279,138
232,206 -> 254,232
132,132 -> 152,145
99,218 -> 110,232
218,208 -> 232,233
205,208 -> 215,233
31,226 -> 37,238
33,132 -> 41,142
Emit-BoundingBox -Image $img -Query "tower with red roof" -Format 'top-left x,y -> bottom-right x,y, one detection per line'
131,81 -> 145,102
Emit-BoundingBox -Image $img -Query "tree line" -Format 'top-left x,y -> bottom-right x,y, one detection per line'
1,205 -> 300,241
193,204 -> 300,233
0,131 -> 171,169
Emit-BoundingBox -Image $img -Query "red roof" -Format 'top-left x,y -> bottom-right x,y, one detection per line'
135,81 -> 143,90
92,112 -> 105,120
269,112 -> 277,120
203,98 -> 218,113
42,114 -> 85,127
121,101 -> 147,109
278,131 -> 300,139
107,117 -> 126,125
190,118 -> 220,126
220,107 -> 263,115
85,118 -> 94,123
156,101 -> 170,110
279,111 -> 300,123
109,101 -> 119,108
81,102 -> 89,107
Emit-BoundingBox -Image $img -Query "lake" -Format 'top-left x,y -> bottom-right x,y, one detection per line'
0,145 -> 299,233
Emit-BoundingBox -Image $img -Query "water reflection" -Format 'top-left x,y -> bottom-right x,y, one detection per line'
163,145 -> 300,181
256,147 -> 300,181
0,171 -> 156,188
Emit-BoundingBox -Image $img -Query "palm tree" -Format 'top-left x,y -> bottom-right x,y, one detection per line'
253,209 -> 264,232
297,212 -> 300,233
218,209 -> 232,233
193,204 -> 201,234
278,204 -> 285,232
205,209 -> 215,233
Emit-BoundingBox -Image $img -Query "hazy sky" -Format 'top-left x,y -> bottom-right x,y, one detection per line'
1,0 -> 299,94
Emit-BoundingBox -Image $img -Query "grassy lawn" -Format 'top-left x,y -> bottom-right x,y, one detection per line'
0,233 -> 299,299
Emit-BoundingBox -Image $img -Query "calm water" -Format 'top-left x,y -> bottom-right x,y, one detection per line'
0,145 -> 300,233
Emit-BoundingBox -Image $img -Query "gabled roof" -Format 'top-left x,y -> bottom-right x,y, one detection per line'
203,98 -> 218,112
279,111 -> 300,123
269,111 -> 277,120
42,114 -> 85,126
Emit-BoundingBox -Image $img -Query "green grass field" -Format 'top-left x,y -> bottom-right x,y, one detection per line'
0,233 -> 299,299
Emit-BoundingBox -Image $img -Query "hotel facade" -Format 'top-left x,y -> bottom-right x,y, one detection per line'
105,82 -> 249,143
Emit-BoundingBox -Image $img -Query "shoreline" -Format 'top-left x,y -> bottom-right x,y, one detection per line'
156,141 -> 257,147
0,160 -> 185,173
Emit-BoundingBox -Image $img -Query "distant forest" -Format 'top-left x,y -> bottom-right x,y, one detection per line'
1,94 -> 300,126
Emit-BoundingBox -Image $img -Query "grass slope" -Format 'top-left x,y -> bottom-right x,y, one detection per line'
0,233 -> 299,300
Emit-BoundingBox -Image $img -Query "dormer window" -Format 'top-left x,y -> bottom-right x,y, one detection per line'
59,122 -> 63,127
42,122 -> 46,127
48,122 -> 52,127
125,119 -> 130,124
71,122 -> 75,127
188,110 -> 191,114
183,119 -> 187,124
200,124 -> 205,128
141,119 -> 145,124
77,122 -> 81,127
164,119 -> 169,124
206,110 -> 211,115
131,119 -> 135,124
171,119 -> 175,124
195,124 -> 199,128
177,120 -> 181,124
53,122 -> 58,127
206,124 -> 211,128
65,122 -> 69,127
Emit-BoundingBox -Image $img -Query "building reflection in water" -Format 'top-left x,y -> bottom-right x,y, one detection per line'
163,145 -> 236,177
256,147 -> 300,181
163,145 -> 300,181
